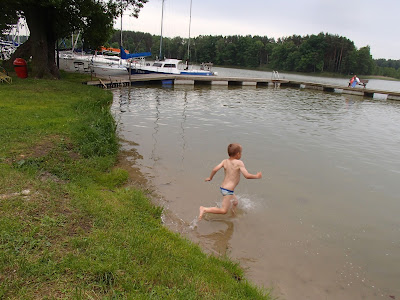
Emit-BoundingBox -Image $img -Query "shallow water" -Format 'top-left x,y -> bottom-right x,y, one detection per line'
111,71 -> 400,300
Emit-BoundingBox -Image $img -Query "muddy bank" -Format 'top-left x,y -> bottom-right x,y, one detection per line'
116,138 -> 201,235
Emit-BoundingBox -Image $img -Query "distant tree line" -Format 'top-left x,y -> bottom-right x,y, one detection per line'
374,59 -> 400,79
106,30 -> 400,78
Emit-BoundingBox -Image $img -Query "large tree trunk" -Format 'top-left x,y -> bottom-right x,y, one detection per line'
12,5 -> 60,79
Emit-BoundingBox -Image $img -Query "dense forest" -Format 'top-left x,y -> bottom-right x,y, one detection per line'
107,30 -> 399,78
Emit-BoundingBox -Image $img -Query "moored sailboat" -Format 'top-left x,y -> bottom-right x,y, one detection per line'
128,0 -> 216,76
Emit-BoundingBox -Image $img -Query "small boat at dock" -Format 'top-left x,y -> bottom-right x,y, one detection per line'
58,51 -> 130,76
128,58 -> 216,76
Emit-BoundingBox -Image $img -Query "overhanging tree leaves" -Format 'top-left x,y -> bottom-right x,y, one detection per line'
0,0 -> 147,78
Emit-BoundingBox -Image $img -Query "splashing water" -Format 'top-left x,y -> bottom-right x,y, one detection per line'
189,218 -> 198,230
236,194 -> 256,211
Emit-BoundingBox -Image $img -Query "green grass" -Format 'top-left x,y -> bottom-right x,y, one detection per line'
0,73 -> 271,299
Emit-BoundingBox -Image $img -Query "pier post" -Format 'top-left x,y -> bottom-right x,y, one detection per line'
211,81 -> 229,86
175,79 -> 195,85
242,81 -> 257,86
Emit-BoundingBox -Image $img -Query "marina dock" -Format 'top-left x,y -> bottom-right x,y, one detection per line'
85,74 -> 400,101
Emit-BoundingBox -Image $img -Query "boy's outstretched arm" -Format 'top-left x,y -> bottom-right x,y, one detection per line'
205,161 -> 224,181
239,163 -> 262,179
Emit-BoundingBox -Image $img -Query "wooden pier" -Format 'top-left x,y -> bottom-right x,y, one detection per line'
85,74 -> 400,101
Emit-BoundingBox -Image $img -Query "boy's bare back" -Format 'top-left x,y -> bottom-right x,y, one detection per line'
220,158 -> 244,191
205,157 -> 262,191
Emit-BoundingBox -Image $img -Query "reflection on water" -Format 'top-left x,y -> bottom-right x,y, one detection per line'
151,96 -> 160,164
112,82 -> 400,300
180,92 -> 188,166
193,218 -> 234,256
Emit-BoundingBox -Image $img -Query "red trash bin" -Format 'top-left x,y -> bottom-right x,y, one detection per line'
13,58 -> 28,78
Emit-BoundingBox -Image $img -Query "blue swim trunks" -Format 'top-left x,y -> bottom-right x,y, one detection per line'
220,187 -> 234,196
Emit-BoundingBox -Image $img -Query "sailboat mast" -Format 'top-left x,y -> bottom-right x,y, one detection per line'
120,0 -> 123,47
159,0 -> 165,59
187,0 -> 192,61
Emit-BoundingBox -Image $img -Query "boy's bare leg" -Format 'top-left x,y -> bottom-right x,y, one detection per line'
199,206 -> 206,220
231,194 -> 238,215
198,196 -> 233,221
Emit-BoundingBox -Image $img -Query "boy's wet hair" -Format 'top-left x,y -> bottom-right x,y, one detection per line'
228,143 -> 242,157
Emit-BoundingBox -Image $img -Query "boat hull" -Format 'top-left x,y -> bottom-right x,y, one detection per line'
129,68 -> 214,76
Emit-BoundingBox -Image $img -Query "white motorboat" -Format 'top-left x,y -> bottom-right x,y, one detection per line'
58,51 -> 130,76
129,58 -> 215,76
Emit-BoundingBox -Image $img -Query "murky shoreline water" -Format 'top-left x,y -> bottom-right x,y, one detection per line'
111,71 -> 400,300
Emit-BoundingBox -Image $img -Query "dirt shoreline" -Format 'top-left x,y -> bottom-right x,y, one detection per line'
115,139 -> 197,232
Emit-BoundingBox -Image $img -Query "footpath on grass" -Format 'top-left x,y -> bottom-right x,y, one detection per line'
0,72 -> 271,299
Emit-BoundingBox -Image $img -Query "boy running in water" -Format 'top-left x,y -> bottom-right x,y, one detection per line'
199,143 -> 262,220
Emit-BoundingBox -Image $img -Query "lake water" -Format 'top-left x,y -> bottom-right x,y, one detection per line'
111,69 -> 400,300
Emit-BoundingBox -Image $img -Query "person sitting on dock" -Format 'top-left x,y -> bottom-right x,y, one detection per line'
348,76 -> 356,87
355,75 -> 361,86
349,75 -> 367,88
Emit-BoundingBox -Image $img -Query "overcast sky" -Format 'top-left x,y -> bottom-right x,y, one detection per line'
116,0 -> 399,60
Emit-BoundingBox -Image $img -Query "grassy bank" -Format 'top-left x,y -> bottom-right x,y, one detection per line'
0,73 -> 270,299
